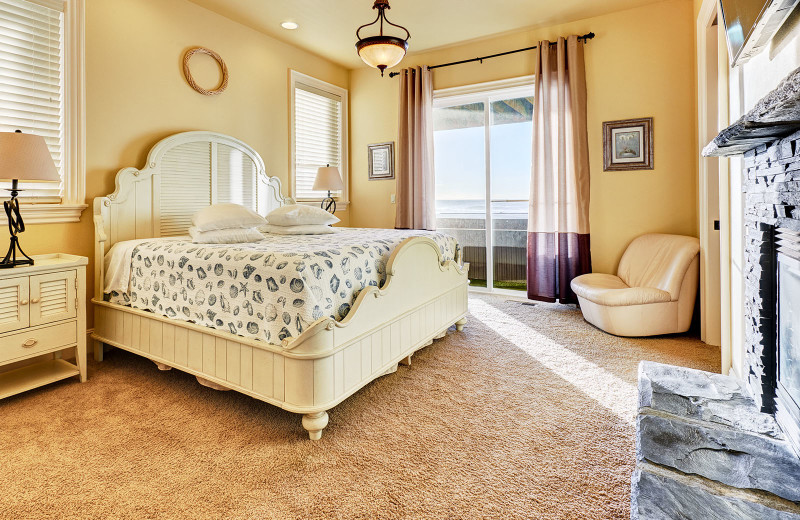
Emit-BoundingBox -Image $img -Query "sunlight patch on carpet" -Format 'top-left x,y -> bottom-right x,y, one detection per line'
469,298 -> 638,425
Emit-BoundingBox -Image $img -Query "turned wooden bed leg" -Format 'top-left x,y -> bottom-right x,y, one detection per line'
93,339 -> 104,362
455,317 -> 468,332
302,411 -> 329,441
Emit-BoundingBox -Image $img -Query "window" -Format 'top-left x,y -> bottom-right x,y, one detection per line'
0,0 -> 85,223
290,70 -> 348,204
433,77 -> 534,293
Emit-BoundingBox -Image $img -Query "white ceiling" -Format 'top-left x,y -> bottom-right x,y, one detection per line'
188,0 -> 666,69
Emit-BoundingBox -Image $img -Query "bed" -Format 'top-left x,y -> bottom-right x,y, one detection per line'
91,131 -> 469,439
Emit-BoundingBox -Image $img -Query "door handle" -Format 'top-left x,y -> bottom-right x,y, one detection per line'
22,339 -> 38,348
31,297 -> 41,304
19,299 -> 28,306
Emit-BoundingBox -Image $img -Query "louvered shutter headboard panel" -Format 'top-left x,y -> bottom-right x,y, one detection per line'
96,132 -> 293,278
216,144 -> 257,209
159,141 -> 213,237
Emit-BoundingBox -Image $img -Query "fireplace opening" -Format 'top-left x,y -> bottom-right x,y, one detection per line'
776,229 -> 800,455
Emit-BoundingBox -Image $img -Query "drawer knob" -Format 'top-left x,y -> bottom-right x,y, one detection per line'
31,297 -> 41,304
22,339 -> 38,348
19,299 -> 28,306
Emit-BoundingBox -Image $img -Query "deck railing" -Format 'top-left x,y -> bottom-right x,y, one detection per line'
436,215 -> 527,290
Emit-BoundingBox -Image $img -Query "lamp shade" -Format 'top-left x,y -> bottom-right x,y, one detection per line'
313,166 -> 344,192
357,36 -> 408,71
0,131 -> 59,182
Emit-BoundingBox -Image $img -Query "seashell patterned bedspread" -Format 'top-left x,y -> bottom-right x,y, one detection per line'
109,228 -> 457,345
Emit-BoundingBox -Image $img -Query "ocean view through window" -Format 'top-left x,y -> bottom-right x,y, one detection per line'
433,80 -> 534,292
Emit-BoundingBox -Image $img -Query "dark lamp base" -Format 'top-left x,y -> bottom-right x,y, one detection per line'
1,188 -> 34,269
320,192 -> 337,214
0,236 -> 34,269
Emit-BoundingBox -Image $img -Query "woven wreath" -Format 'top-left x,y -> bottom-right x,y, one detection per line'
183,47 -> 229,96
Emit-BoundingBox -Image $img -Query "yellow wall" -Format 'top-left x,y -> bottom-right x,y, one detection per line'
21,0 -> 700,331
350,0 -> 698,274
22,0 -> 349,328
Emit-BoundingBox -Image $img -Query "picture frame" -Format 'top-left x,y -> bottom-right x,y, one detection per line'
368,142 -> 395,180
602,118 -> 654,171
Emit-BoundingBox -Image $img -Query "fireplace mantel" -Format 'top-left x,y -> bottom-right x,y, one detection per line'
703,65 -> 800,157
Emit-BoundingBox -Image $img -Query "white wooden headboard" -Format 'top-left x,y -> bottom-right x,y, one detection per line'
93,131 -> 293,298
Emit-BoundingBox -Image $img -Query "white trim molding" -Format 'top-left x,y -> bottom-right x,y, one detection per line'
20,203 -> 87,224
696,0 -> 732,374
434,75 -> 535,100
20,0 -> 87,224
289,70 -> 350,206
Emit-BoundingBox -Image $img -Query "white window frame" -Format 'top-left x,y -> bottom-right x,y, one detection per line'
10,0 -> 86,224
433,75 -> 535,297
289,70 -> 349,208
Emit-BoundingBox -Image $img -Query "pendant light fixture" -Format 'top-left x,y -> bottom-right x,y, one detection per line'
355,0 -> 410,76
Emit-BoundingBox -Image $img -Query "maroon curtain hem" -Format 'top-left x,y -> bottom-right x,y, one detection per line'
527,231 -> 591,305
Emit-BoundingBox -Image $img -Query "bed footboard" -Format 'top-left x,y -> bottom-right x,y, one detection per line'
93,237 -> 468,440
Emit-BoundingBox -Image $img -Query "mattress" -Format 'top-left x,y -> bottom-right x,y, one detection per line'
106,228 -> 458,345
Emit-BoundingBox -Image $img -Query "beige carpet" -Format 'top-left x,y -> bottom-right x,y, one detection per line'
0,295 -> 719,519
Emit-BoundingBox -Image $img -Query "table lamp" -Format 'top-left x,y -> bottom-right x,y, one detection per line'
313,165 -> 344,213
0,130 -> 60,268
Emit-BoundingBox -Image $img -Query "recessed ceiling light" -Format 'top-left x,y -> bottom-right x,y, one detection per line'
281,21 -> 298,30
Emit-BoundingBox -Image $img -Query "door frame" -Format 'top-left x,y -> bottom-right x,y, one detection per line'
697,0 -> 731,373
433,76 -> 535,295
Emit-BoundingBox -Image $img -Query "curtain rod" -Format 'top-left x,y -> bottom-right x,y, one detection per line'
388,32 -> 595,78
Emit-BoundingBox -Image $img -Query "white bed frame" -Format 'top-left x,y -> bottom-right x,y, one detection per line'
91,131 -> 469,439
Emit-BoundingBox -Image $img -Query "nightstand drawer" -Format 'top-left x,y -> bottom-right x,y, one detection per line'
0,321 -> 78,363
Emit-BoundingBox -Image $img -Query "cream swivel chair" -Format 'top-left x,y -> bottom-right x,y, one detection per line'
570,234 -> 700,337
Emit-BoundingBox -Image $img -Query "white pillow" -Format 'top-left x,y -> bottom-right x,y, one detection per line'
266,204 -> 339,227
191,203 -> 266,232
260,224 -> 337,235
189,226 -> 264,244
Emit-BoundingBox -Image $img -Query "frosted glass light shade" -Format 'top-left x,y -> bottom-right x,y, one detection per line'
0,131 -> 59,182
313,166 -> 344,191
356,36 -> 408,70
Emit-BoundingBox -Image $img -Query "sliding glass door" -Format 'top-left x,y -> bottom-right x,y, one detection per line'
433,81 -> 534,292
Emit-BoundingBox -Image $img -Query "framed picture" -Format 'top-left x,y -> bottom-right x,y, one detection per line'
602,118 -> 654,171
368,142 -> 395,180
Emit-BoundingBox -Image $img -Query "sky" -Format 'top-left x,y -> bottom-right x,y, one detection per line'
433,120 -> 533,207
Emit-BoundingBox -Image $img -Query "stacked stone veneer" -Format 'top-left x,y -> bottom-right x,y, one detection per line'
742,130 -> 800,411
632,362 -> 800,519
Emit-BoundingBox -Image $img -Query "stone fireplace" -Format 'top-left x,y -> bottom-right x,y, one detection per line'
738,136 -> 800,455
631,67 -> 800,518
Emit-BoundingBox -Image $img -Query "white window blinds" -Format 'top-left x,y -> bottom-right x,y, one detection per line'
0,0 -> 64,202
293,82 -> 342,201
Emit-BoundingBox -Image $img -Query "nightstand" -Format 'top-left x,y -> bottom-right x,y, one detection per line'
0,254 -> 88,399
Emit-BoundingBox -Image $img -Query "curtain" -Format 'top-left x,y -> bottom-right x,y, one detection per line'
527,36 -> 591,304
396,66 -> 436,230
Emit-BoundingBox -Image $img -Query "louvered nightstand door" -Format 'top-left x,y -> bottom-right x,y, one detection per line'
29,270 -> 77,327
0,276 -> 30,334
